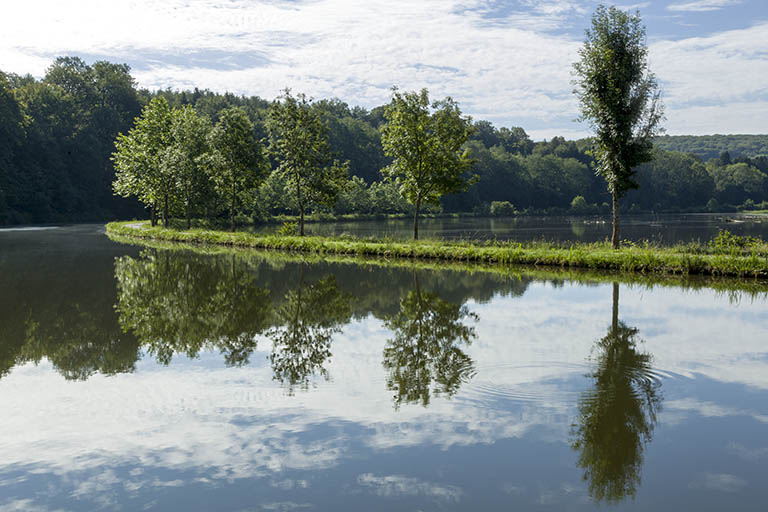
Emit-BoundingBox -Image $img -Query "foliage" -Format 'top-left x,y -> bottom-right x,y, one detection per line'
709,229 -> 762,255
277,221 -> 298,236
654,134 -> 768,161
571,284 -> 661,503
489,200 -> 516,217
706,161 -> 767,205
267,89 -> 349,235
3,55 -> 768,225
383,273 -> 477,408
573,5 -> 664,247
165,105 -> 212,228
381,88 -> 475,239
108,221 -> 768,279
207,106 -> 269,230
113,97 -> 175,225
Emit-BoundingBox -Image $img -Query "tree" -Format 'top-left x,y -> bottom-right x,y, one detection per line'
112,97 -> 174,226
266,268 -> 352,394
115,250 -> 272,366
382,271 -> 477,409
164,106 -> 212,229
267,89 -> 348,236
571,283 -> 661,503
573,5 -> 663,248
381,88 -> 474,239
0,72 -> 24,223
208,106 -> 269,231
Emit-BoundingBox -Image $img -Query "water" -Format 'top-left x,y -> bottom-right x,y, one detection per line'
256,213 -> 768,244
2,225 -> 768,511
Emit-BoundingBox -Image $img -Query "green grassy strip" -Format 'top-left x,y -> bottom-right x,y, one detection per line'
106,221 -> 768,279
107,232 -> 768,297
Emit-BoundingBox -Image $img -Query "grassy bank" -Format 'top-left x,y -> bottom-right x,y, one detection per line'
106,221 -> 768,279
108,231 -> 768,298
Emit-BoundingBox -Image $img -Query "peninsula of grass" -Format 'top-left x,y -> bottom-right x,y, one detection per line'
106,220 -> 768,279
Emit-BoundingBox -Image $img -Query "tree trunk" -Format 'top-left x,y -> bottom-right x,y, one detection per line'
611,189 -> 620,249
186,196 -> 191,230
230,181 -> 236,232
413,197 -> 421,240
150,204 -> 157,227
163,194 -> 169,228
612,282 -> 619,333
297,180 -> 305,236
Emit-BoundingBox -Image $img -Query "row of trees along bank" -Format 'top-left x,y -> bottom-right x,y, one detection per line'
3,8 -> 768,232
113,87 -> 475,238
115,4 -> 663,244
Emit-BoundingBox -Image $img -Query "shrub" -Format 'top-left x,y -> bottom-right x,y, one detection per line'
710,229 -> 761,254
490,201 -> 516,217
277,221 -> 298,236
570,195 -> 589,214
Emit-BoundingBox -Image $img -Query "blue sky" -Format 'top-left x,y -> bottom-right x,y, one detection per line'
1,0 -> 766,139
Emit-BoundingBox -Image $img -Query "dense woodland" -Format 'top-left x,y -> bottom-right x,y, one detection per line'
2,57 -> 768,225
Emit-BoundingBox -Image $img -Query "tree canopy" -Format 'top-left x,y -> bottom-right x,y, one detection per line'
3,55 -> 768,227
268,89 -> 348,235
573,5 -> 664,247
381,88 -> 475,239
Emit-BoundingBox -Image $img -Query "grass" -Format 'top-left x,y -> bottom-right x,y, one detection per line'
106,220 -> 768,279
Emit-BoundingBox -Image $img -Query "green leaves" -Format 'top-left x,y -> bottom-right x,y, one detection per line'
573,4 -> 663,247
208,106 -> 269,229
268,89 -> 349,234
380,88 -> 475,238
113,101 -> 268,229
573,5 -> 663,197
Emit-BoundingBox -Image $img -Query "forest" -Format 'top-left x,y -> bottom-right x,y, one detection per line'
2,56 -> 768,226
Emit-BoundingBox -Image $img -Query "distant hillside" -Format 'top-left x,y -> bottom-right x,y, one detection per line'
654,134 -> 768,161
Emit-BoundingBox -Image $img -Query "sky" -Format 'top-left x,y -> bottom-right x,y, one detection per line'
1,0 -> 766,139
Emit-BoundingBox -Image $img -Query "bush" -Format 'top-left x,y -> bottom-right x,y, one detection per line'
277,221 -> 298,236
490,201 -> 516,217
710,229 -> 761,254
570,195 -> 590,214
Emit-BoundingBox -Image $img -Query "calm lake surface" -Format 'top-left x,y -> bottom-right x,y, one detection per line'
2,225 -> 768,511
256,213 -> 768,244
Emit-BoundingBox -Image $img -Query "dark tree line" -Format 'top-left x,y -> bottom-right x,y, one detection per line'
2,56 -> 768,226
654,134 -> 768,161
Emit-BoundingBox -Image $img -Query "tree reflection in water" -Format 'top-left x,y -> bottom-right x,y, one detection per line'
115,250 -> 272,366
382,270 -> 477,409
266,265 -> 351,394
571,282 -> 662,503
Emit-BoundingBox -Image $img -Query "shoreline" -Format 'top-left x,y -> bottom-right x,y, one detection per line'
106,221 -> 768,279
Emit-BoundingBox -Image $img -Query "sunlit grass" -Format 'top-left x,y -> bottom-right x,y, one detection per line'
107,221 -> 768,279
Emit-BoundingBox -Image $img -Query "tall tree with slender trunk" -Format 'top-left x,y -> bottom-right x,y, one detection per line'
380,88 -> 474,240
573,5 -> 664,248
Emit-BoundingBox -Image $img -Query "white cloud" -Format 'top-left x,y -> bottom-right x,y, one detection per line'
650,22 -> 768,104
357,473 -> 463,502
668,0 -> 743,12
1,1 -> 766,136
688,472 -> 747,492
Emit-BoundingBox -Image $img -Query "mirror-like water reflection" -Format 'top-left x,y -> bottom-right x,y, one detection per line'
253,213 -> 768,244
1,226 -> 768,511
571,283 -> 662,503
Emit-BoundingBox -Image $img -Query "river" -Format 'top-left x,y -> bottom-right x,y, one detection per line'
1,225 -> 767,511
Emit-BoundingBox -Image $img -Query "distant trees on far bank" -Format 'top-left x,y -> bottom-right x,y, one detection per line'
2,55 -> 768,227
